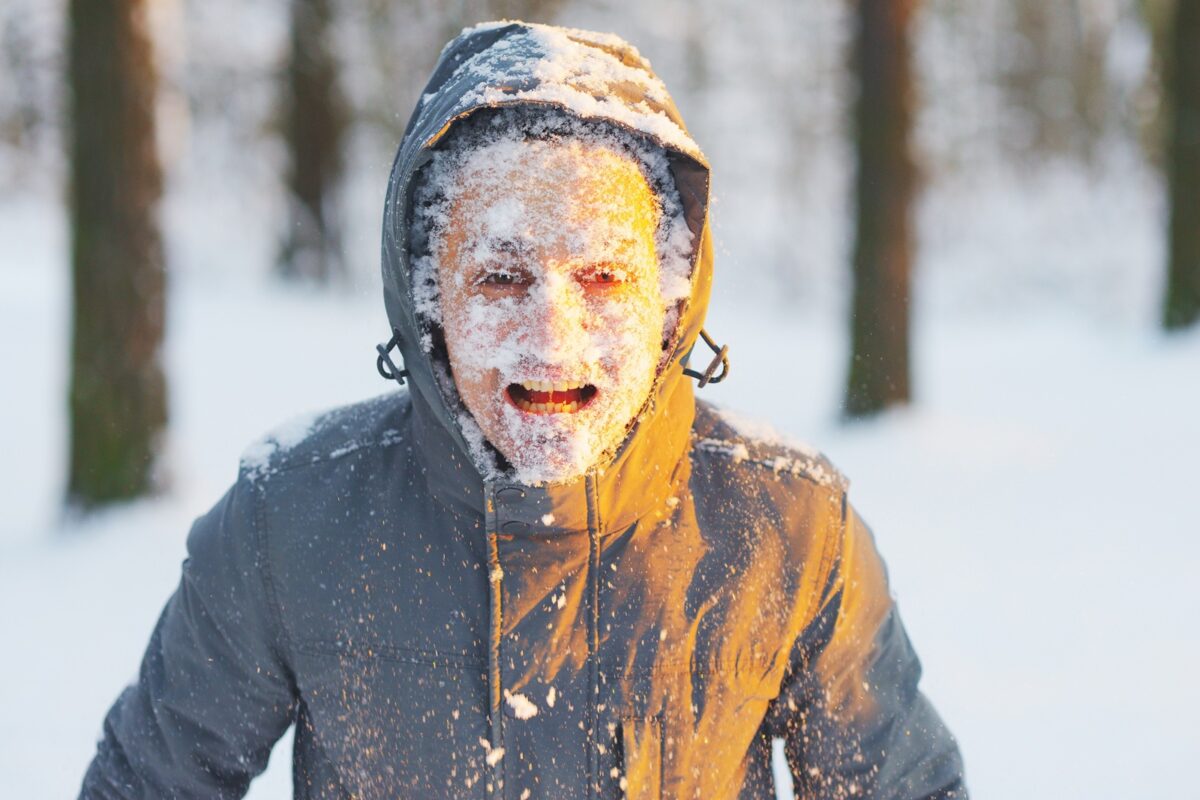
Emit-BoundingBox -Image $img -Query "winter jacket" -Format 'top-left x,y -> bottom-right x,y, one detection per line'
80,22 -> 967,800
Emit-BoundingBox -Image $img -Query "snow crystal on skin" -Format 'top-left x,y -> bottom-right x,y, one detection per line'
504,689 -> 539,719
412,108 -> 694,347
419,126 -> 677,485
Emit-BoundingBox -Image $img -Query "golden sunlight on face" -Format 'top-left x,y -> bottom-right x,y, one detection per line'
435,138 -> 665,484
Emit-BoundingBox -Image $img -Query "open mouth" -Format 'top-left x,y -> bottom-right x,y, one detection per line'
507,380 -> 598,414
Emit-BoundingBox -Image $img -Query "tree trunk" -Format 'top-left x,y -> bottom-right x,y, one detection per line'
844,0 -> 917,418
1163,0 -> 1200,330
279,0 -> 347,282
66,0 -> 166,508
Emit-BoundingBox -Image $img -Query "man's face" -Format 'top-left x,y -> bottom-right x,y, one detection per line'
435,137 -> 666,484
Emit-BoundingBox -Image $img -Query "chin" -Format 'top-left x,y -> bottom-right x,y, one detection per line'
487,404 -> 617,485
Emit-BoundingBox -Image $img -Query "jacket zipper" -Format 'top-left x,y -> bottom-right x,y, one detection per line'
585,472 -> 602,799
485,486 -> 504,798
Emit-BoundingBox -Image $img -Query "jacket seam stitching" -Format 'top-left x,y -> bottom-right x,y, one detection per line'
818,488 -> 846,604
293,641 -> 486,668
252,477 -> 296,673
808,488 -> 849,661
809,488 -> 846,632
483,485 -> 504,800
587,472 -> 602,800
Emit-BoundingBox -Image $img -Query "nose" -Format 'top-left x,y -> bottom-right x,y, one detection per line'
521,271 -> 591,361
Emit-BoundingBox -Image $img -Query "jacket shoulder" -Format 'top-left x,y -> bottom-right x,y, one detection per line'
238,390 -> 412,483
690,400 -> 848,492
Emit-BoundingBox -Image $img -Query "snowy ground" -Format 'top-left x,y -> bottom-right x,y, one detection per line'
2,161 -> 1199,799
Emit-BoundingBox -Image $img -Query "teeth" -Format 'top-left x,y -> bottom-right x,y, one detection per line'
519,379 -> 587,394
512,395 -> 585,414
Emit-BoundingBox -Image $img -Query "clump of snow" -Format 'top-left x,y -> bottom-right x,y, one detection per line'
546,686 -> 557,708
541,513 -> 555,525
410,107 -> 694,485
446,23 -> 702,161
239,409 -> 323,480
694,437 -> 751,463
478,737 -> 506,766
504,689 -> 539,720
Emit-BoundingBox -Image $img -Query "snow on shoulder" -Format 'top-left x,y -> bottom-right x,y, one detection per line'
239,392 -> 409,482
692,403 -> 848,492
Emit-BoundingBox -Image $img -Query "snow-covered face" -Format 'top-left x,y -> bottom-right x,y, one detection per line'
436,138 -> 665,484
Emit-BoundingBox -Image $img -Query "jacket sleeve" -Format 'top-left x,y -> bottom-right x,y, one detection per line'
762,503 -> 967,800
79,475 -> 297,799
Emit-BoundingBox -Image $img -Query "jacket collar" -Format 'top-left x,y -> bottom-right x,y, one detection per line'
411,356 -> 695,536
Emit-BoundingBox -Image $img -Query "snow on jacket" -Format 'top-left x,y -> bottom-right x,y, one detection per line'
80,22 -> 966,800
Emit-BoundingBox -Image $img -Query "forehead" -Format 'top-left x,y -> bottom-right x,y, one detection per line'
439,137 -> 660,254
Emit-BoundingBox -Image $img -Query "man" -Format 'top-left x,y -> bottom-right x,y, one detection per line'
81,22 -> 966,799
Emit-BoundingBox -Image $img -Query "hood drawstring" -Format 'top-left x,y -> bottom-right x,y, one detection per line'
682,328 -> 730,388
375,329 -> 410,386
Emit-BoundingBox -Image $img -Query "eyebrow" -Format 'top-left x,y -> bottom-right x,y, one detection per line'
487,237 -> 528,257
465,234 -> 653,266
461,236 -> 528,263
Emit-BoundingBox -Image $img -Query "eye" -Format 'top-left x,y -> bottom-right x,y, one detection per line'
579,264 -> 629,289
483,272 -> 518,285
476,267 -> 532,290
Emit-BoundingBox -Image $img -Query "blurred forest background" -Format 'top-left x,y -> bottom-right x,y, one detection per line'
1,1 -> 1198,798
3,0 -> 1196,506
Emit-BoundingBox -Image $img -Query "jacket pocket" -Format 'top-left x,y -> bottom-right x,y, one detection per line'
619,712 -> 664,800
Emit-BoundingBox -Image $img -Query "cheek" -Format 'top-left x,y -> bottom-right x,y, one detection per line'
444,294 -> 528,377
592,289 -> 664,350
463,373 -> 498,415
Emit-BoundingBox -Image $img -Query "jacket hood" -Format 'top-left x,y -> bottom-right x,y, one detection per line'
380,21 -> 714,525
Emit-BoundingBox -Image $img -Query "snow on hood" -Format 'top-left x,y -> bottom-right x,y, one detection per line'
380,21 -> 713,485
